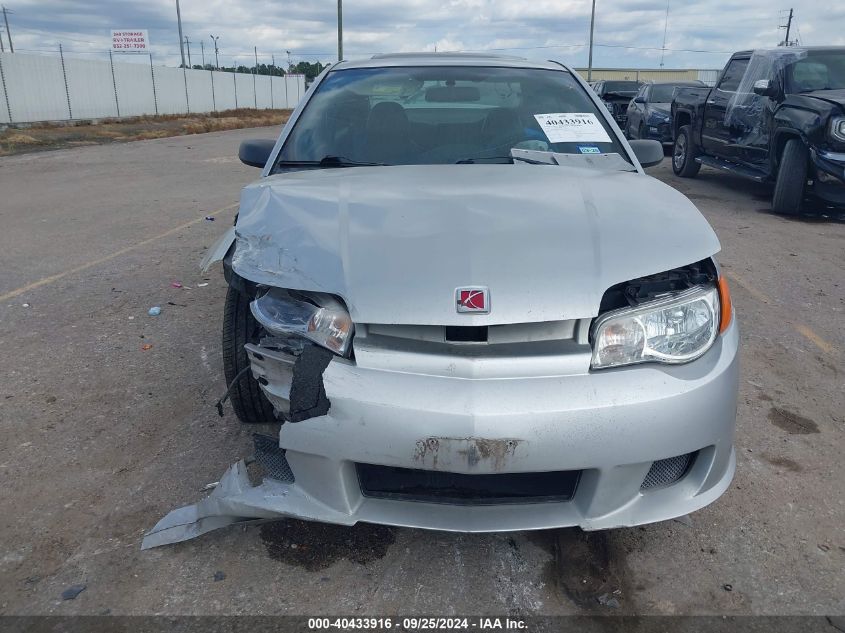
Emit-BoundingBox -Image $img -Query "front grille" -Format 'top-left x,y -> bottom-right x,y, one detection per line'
356,463 -> 580,505
640,452 -> 695,490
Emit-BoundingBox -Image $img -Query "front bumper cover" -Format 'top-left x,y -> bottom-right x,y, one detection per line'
143,321 -> 739,549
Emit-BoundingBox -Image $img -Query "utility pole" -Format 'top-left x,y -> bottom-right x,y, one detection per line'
286,50 -> 291,72
659,0 -> 670,68
779,8 -> 794,46
175,0 -> 185,67
337,0 -> 343,61
200,40 -> 205,67
2,5 -> 13,53
210,34 -> 220,69
587,0 -> 596,81
184,35 -> 191,67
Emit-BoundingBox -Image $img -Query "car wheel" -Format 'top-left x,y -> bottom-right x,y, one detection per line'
772,138 -> 808,216
222,285 -> 277,424
672,125 -> 701,178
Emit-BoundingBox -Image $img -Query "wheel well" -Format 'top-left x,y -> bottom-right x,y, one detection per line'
772,131 -> 803,167
673,111 -> 691,138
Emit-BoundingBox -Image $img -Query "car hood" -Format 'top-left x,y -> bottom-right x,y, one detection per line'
232,165 -> 720,325
649,103 -> 672,117
800,89 -> 845,109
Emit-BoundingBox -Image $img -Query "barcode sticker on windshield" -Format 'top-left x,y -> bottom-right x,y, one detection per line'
534,113 -> 611,144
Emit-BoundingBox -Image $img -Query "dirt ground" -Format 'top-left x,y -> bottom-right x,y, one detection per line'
0,109 -> 291,156
0,128 -> 842,617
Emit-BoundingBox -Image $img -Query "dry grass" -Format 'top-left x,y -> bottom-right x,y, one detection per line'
0,108 -> 291,156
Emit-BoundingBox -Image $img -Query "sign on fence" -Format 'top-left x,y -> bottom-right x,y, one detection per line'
111,30 -> 150,53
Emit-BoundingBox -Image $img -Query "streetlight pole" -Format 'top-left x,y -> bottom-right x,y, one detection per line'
337,0 -> 343,61
175,0 -> 186,68
210,35 -> 220,69
587,0 -> 596,81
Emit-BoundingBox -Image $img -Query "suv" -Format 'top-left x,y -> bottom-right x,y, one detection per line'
672,47 -> 845,214
626,80 -> 705,144
144,53 -> 738,549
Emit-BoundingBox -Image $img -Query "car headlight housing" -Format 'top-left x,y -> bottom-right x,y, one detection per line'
251,288 -> 354,356
830,117 -> 845,143
590,285 -> 720,369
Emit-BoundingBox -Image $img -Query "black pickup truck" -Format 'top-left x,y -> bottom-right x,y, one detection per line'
671,47 -> 845,214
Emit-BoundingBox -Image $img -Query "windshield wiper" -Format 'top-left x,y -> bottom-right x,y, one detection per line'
455,155 -> 548,165
277,155 -> 388,168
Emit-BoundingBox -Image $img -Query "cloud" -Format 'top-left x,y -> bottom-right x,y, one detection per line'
3,0 -> 833,71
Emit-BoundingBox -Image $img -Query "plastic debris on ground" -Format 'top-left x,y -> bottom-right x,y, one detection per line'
197,283 -> 209,287
171,282 -> 183,288
61,584 -> 87,601
148,306 -> 161,316
205,216 -> 215,221
141,344 -> 153,351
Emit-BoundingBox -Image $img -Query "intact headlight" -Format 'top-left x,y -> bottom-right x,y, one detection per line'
590,285 -> 719,369
830,117 -> 845,143
251,288 -> 354,356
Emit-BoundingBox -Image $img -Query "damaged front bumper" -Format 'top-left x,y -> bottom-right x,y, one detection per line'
811,149 -> 845,206
143,320 -> 739,549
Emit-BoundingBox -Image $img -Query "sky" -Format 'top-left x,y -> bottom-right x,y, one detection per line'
2,0 -> 840,70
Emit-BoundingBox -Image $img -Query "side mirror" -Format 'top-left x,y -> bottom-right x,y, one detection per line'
628,139 -> 664,168
752,79 -> 778,98
633,96 -> 646,104
239,139 -> 277,168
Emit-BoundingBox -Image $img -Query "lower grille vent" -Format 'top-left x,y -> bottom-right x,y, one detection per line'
641,452 -> 695,490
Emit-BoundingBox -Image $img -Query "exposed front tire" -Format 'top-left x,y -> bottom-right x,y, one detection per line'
772,138 -> 808,216
222,285 -> 277,424
672,125 -> 701,178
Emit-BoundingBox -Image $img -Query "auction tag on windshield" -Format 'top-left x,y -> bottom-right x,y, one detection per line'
534,113 -> 611,144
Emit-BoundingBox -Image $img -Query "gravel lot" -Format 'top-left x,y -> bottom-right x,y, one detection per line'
0,127 -> 842,617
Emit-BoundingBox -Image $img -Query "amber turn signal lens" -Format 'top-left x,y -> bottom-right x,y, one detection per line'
717,276 -> 732,333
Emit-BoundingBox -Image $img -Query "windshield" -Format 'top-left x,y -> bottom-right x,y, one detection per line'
602,81 -> 640,95
650,83 -> 698,103
275,66 -> 628,168
786,51 -> 845,93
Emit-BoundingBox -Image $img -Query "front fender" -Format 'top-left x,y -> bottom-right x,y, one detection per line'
200,227 -> 236,272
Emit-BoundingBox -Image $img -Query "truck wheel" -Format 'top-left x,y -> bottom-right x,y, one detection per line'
772,139 -> 808,216
672,125 -> 701,178
222,285 -> 277,424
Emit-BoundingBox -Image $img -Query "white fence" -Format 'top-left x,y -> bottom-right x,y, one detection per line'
0,52 -> 305,124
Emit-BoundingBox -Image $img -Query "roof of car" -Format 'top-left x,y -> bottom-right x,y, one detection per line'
733,46 -> 845,57
330,52 -> 572,72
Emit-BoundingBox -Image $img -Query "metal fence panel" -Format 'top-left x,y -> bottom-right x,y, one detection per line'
235,72 -> 253,109
113,57 -> 156,116
0,52 -> 305,124
212,70 -> 236,111
154,65 -> 189,115
255,73 -> 272,109
185,68 -> 214,113
64,56 -> 119,119
1,52 -> 70,122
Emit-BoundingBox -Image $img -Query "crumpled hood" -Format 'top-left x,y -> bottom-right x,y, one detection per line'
232,165 -> 720,325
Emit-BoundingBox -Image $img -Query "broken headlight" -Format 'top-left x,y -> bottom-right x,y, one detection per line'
250,288 -> 354,356
590,285 -> 719,369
